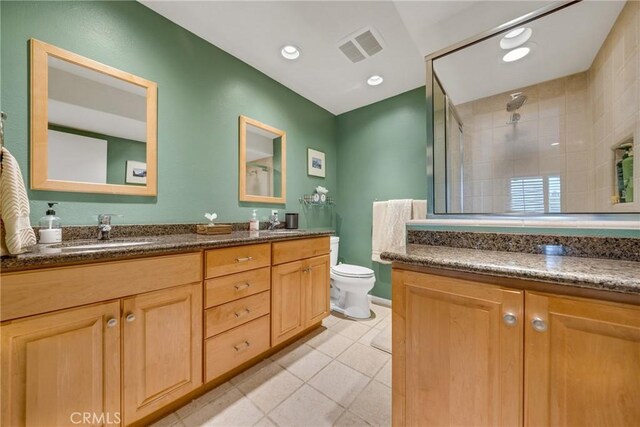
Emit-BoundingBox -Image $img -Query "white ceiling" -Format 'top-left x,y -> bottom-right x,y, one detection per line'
139,0 -> 608,115
434,1 -> 625,105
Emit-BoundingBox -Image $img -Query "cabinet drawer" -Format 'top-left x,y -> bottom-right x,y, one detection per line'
205,291 -> 270,338
1,252 -> 202,322
272,237 -> 330,265
205,244 -> 271,278
205,315 -> 270,382
205,267 -> 271,308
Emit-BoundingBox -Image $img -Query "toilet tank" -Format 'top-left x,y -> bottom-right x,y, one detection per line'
330,236 -> 339,266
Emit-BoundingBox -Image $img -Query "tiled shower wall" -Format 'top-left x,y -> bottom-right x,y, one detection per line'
450,1 -> 638,213
590,0 -> 639,212
453,72 -> 591,213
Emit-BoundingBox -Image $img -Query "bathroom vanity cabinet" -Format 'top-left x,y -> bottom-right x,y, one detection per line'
392,267 -> 640,427
0,301 -> 122,427
524,292 -> 640,426
203,243 -> 272,382
0,235 -> 331,426
1,253 -> 203,426
271,237 -> 331,346
122,283 -> 202,424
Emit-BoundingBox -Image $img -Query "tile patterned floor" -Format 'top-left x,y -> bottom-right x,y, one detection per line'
153,304 -> 392,427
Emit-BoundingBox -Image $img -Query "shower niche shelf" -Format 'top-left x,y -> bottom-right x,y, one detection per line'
612,139 -> 634,204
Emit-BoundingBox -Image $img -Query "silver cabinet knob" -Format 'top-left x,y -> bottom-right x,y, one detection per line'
503,313 -> 517,326
531,317 -> 547,332
125,313 -> 136,323
106,317 -> 118,328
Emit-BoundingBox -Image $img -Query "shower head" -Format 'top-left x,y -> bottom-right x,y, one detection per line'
506,92 -> 527,112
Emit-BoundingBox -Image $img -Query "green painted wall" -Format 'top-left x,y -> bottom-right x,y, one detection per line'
107,139 -> 146,186
1,0 -> 336,227
335,87 -> 427,300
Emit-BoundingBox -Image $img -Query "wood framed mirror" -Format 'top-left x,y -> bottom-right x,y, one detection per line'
30,39 -> 158,196
239,115 -> 286,204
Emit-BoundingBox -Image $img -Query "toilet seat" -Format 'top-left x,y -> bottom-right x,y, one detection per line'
331,263 -> 375,279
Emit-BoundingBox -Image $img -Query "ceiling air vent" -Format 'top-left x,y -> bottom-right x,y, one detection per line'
338,26 -> 384,63
339,41 -> 366,63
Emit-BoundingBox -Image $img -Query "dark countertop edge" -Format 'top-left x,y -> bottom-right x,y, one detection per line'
1,230 -> 334,273
380,250 -> 639,296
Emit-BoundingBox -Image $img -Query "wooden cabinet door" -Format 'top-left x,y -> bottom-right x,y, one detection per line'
122,283 -> 202,425
393,271 -> 523,427
525,292 -> 640,427
271,260 -> 305,346
305,254 -> 330,326
1,302 -> 121,427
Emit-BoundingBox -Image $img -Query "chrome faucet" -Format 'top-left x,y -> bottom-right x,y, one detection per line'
268,212 -> 280,230
97,214 -> 116,240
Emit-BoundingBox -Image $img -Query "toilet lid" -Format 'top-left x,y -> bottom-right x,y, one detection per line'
331,264 -> 375,278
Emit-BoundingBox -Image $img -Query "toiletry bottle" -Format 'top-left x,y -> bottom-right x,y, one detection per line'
622,148 -> 634,203
38,202 -> 62,244
249,209 -> 259,231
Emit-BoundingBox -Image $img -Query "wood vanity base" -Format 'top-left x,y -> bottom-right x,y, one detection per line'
0,236 -> 331,427
392,264 -> 640,427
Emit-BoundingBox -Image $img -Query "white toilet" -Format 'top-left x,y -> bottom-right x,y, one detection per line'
330,236 -> 376,319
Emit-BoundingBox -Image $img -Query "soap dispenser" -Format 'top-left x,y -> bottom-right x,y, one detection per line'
38,202 -> 62,244
249,209 -> 259,231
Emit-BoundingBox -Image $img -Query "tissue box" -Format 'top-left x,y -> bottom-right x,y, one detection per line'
196,224 -> 232,235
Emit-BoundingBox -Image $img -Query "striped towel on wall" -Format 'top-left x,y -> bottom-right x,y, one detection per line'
1,147 -> 36,255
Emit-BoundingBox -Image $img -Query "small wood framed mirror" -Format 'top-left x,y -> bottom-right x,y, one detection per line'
239,115 -> 286,204
30,39 -> 158,196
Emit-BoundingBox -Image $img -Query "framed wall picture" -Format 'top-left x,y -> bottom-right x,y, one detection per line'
307,148 -> 325,178
126,160 -> 147,184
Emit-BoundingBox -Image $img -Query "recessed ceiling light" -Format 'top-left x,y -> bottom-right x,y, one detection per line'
504,27 -> 526,39
281,45 -> 300,60
503,47 -> 530,63
500,27 -> 532,50
551,142 -> 560,146
367,75 -> 383,86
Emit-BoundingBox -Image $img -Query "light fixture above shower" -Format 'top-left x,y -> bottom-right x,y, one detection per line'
500,27 -> 532,50
500,26 -> 533,64
503,47 -> 530,62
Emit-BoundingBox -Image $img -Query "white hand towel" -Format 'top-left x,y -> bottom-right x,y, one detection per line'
1,147 -> 36,255
371,201 -> 388,263
372,199 -> 412,264
412,200 -> 427,219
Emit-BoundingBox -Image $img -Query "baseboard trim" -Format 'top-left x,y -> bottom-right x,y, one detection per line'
369,295 -> 392,307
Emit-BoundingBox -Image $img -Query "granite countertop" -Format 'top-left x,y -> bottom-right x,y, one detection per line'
1,229 -> 334,272
381,244 -> 640,295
